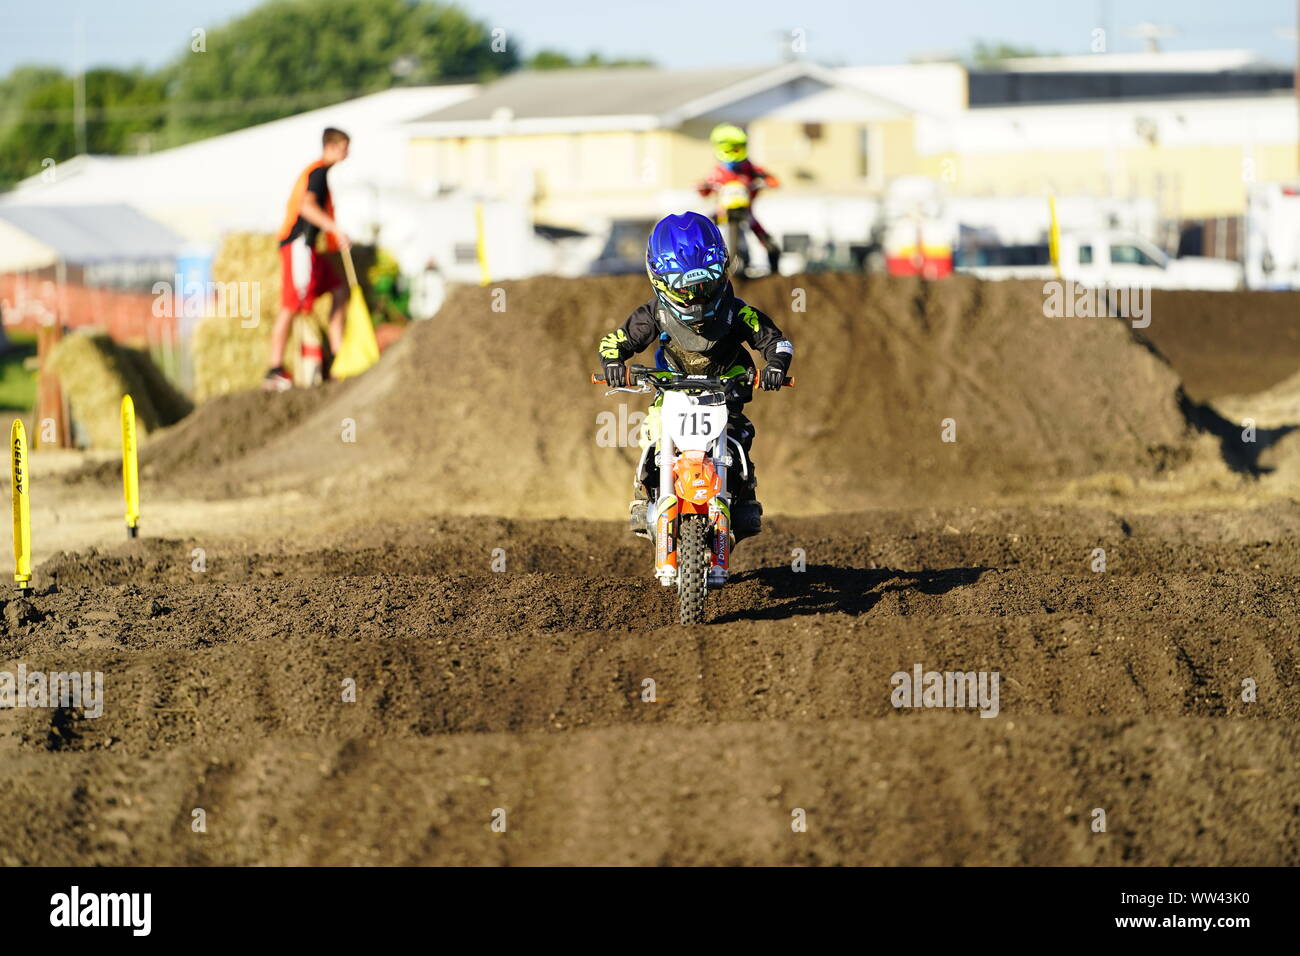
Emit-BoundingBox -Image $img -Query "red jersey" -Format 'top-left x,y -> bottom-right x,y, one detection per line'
698,160 -> 779,201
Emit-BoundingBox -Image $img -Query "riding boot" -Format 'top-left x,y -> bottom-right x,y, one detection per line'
628,467 -> 653,538
730,454 -> 762,541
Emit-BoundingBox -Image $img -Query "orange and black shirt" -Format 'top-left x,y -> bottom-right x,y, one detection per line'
278,159 -> 337,251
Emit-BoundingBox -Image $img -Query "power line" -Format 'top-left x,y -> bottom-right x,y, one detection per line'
6,82 -> 449,125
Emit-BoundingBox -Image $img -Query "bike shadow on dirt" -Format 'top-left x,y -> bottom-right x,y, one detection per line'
711,564 -> 991,623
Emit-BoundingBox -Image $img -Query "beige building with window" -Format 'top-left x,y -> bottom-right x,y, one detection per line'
404,62 -> 913,228
403,53 -> 1298,241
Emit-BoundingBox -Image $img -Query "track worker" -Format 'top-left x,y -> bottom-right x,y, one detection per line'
263,127 -> 352,391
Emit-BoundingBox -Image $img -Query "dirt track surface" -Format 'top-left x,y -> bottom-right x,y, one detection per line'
3,507 -> 1299,865
6,274 -> 1300,865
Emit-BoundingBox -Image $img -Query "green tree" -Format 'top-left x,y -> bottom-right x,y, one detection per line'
0,0 -> 652,187
0,67 -> 67,186
0,66 -> 65,137
0,68 -> 166,186
165,0 -> 518,141
527,49 -> 654,70
967,40 -> 1056,67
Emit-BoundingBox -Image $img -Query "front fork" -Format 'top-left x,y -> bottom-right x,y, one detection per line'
653,432 -> 730,588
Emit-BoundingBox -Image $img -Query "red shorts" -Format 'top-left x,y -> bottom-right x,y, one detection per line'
280,237 -> 343,312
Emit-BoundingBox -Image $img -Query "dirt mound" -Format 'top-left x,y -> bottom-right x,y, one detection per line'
1211,367 -> 1300,430
132,273 -> 1207,515
64,383 -> 340,492
1193,364 -> 1300,491
137,385 -> 342,483
1138,289 -> 1300,401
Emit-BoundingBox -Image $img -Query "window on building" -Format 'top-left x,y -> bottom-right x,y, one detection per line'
1078,244 -> 1093,265
857,126 -> 870,179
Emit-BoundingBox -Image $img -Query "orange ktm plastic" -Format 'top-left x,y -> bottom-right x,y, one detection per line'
673,451 -> 721,512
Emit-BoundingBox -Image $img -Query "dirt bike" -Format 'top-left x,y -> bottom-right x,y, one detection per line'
593,364 -> 791,625
701,174 -> 778,277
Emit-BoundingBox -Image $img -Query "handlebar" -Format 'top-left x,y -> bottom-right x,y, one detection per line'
591,364 -> 793,390
697,175 -> 779,194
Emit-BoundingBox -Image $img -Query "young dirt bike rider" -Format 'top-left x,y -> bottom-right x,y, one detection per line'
697,123 -> 781,276
598,211 -> 794,541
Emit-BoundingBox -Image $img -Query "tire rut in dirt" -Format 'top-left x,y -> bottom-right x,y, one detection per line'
3,718 -> 1297,865
5,507 -> 1299,864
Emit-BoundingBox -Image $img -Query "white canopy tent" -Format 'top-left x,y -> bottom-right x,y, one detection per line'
2,86 -> 477,246
0,204 -> 184,271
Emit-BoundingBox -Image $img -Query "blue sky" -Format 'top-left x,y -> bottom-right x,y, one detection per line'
1,0 -> 1296,75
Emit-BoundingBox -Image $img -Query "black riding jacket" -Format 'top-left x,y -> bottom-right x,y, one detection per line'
598,291 -> 793,404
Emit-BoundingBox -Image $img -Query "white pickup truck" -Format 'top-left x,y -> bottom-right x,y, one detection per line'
956,231 -> 1244,290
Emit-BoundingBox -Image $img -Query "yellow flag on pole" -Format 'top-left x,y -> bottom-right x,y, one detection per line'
475,202 -> 492,287
331,247 -> 380,380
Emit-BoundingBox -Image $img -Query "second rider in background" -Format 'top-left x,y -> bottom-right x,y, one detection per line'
697,123 -> 781,277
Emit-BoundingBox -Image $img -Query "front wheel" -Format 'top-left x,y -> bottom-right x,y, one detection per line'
677,515 -> 710,625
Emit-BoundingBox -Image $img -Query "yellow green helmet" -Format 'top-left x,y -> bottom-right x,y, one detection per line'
709,123 -> 747,164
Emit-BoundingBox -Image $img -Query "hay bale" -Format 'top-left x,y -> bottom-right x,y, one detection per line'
193,314 -> 271,401
194,232 -> 339,400
47,332 -> 192,449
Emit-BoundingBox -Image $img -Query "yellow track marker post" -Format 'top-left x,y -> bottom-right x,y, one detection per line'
121,394 -> 140,538
10,419 -> 31,590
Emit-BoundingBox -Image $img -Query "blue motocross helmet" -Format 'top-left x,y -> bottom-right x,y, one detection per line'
645,212 -> 732,351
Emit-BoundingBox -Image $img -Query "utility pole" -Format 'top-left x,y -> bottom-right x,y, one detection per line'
73,16 -> 86,156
